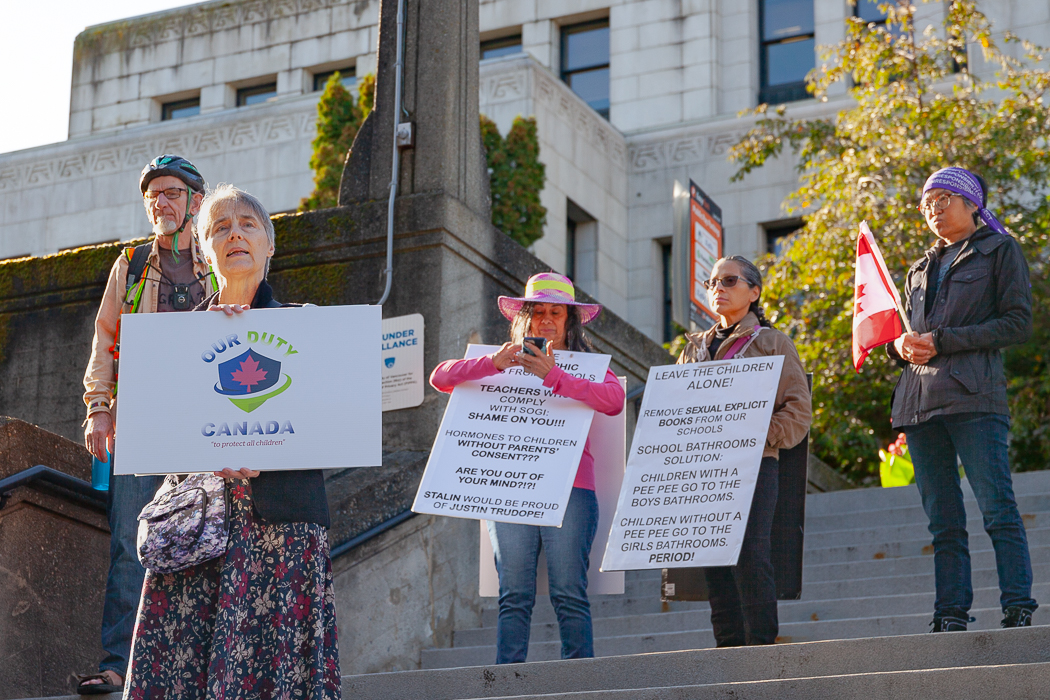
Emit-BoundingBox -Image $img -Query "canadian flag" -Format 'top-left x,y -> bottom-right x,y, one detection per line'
853,222 -> 905,372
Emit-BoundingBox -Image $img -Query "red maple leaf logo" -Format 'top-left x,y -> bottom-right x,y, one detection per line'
230,354 -> 268,393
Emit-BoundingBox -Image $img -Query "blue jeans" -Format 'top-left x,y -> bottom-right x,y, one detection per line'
486,487 -> 599,664
903,412 -> 1037,618
99,468 -> 164,677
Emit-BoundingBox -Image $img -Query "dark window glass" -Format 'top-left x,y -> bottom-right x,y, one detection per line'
481,35 -> 523,60
237,83 -> 277,107
661,242 -> 673,343
313,67 -> 356,92
566,218 -> 577,281
766,221 -> 804,256
161,97 -> 200,121
762,0 -> 815,41
855,0 -> 887,23
561,20 -> 610,119
759,0 -> 815,105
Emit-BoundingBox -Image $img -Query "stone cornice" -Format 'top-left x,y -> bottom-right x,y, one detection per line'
0,98 -> 319,195
74,0 -> 371,61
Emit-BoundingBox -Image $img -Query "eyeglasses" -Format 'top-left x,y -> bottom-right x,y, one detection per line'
917,192 -> 958,216
144,187 -> 188,203
702,275 -> 747,290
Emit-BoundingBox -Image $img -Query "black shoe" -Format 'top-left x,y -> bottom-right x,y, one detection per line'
930,615 -> 969,632
1001,606 -> 1035,628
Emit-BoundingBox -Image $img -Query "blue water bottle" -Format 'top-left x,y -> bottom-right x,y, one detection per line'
91,450 -> 111,492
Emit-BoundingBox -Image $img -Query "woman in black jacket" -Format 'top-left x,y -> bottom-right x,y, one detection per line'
123,185 -> 340,699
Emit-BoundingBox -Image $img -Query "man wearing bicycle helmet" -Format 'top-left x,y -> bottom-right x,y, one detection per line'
77,155 -> 217,694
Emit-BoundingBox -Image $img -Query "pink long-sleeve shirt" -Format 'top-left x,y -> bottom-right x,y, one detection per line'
430,355 -> 625,491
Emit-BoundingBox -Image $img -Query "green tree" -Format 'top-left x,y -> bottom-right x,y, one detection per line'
480,114 -> 547,248
729,0 -> 1050,481
300,73 -> 376,211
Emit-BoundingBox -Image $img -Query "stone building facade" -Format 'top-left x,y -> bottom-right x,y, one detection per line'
1,0 -> 1047,342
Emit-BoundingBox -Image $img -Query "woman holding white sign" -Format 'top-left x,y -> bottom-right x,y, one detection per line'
123,185 -> 341,698
430,272 -> 625,664
676,256 -> 811,647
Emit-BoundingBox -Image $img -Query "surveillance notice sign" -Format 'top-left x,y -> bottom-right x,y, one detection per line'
412,344 -> 611,527
601,356 -> 783,571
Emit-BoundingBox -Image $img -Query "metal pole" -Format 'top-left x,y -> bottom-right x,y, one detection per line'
378,0 -> 406,306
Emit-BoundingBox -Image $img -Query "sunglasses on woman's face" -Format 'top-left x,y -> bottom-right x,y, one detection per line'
702,275 -> 745,290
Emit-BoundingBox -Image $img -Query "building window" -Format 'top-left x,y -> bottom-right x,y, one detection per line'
237,83 -> 278,107
759,0 -> 815,105
313,67 -> 356,92
561,19 -> 610,119
161,97 -> 200,121
566,199 -> 597,293
566,218 -> 577,281
765,221 -> 804,256
854,0 -> 888,23
481,35 -> 523,60
661,242 -> 674,343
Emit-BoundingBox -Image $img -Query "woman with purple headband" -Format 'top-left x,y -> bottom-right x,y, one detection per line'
888,166 -> 1036,632
430,272 -> 625,664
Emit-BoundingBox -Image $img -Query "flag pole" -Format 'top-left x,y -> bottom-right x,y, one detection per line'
861,222 -> 913,334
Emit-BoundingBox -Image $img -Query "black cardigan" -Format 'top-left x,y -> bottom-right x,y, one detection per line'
196,281 -> 331,527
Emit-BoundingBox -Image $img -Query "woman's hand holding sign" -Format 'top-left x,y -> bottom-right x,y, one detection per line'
214,467 -> 261,479
209,303 -> 251,316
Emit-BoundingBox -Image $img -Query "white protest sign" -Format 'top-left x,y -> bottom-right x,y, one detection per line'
601,356 -> 783,571
480,378 -> 627,596
412,344 -> 611,527
382,313 -> 424,411
115,305 -> 382,474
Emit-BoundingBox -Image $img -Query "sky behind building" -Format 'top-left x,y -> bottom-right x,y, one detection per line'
0,0 -> 196,155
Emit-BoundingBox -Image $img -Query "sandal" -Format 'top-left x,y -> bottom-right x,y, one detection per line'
76,671 -> 123,695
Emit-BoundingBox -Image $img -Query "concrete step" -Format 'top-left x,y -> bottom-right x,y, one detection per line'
802,542 -> 1050,582
425,603 -> 1045,668
484,559 -> 1050,627
460,582 -> 1050,648
802,470 -> 1050,517
452,662 -> 1050,700
799,525 -> 1050,565
347,627 -> 1050,699
804,492 -> 1050,533
804,511 -> 1050,548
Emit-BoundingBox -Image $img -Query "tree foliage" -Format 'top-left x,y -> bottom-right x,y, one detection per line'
480,114 -> 547,248
300,73 -> 376,211
729,0 -> 1050,481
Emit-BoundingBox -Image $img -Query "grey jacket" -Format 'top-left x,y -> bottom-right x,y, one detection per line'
889,226 -> 1032,427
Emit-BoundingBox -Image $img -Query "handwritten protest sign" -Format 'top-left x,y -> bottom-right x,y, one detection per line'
412,344 -> 611,527
115,305 -> 382,474
601,356 -> 782,570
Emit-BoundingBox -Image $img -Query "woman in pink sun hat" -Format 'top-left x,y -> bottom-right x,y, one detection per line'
431,271 -> 624,664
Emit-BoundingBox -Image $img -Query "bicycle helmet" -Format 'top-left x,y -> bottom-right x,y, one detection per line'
139,154 -> 206,194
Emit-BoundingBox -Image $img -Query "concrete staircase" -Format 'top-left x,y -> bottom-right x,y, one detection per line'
345,469 -> 1050,698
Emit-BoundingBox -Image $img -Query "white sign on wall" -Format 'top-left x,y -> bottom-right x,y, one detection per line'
601,356 -> 783,571
412,344 -> 611,527
480,378 -> 627,596
115,305 -> 383,474
382,313 -> 424,412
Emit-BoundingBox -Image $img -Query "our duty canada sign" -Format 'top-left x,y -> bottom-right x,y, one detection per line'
413,345 -> 611,527
115,305 -> 382,474
601,356 -> 782,570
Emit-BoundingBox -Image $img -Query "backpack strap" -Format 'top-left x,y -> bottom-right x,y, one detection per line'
123,242 -> 152,311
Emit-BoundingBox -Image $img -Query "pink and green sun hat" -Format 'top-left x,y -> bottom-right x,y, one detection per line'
498,272 -> 603,325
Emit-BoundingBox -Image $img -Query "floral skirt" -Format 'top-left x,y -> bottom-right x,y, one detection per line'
124,480 -> 341,700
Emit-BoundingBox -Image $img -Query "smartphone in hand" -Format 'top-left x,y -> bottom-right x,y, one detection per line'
522,337 -> 547,357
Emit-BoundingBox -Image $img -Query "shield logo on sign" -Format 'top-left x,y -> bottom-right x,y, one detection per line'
385,357 -> 396,369
214,349 -> 292,413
